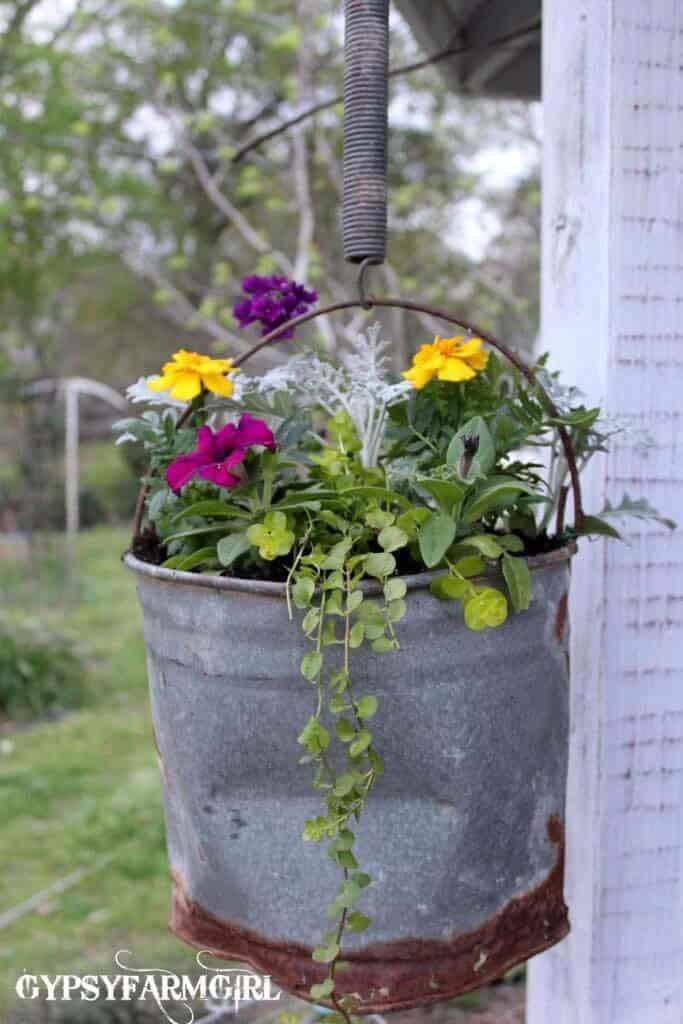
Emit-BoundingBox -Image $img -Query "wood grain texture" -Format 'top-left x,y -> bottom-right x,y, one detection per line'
528,2 -> 683,1022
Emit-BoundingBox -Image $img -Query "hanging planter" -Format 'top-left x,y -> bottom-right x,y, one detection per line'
126,542 -> 571,1012
117,1 -> 675,1017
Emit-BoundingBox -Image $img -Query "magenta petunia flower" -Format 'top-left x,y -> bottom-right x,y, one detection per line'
166,415 -> 276,493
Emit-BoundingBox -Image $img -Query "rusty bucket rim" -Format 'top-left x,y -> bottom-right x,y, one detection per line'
123,542 -> 575,598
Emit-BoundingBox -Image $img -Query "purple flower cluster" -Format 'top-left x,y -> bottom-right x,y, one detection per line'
233,275 -> 318,340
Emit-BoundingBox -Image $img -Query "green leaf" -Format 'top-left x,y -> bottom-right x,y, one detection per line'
387,599 -> 407,622
357,600 -> 384,625
497,534 -> 525,553
161,554 -> 185,570
297,716 -> 330,753
323,539 -> 353,571
372,637 -> 395,653
302,608 -> 320,634
396,507 -> 431,540
310,979 -> 335,1001
357,695 -> 379,720
577,514 -> 622,539
300,652 -> 322,681
366,509 -> 395,529
312,943 -> 340,964
416,477 -> 466,515
336,718 -> 355,742
384,578 -> 407,601
322,620 -> 338,646
430,575 -> 467,600
419,513 -> 456,568
349,730 -> 372,757
460,534 -> 504,559
378,526 -> 409,552
325,590 -> 345,616
347,912 -> 371,934
349,622 -> 365,648
365,552 -> 396,578
217,533 -> 251,568
334,773 -> 357,797
176,547 -> 216,571
293,576 -> 315,609
337,879 -> 362,907
338,485 -> 413,509
446,416 -> 496,481
171,500 -> 247,523
455,555 -> 486,577
324,571 -> 344,590
347,591 -> 364,613
464,477 -> 540,523
464,588 -> 508,631
337,849 -> 359,869
600,493 -> 676,532
502,553 -> 533,612
353,873 -> 371,889
163,524 -> 227,544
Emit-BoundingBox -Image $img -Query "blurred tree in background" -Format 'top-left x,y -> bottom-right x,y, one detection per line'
0,0 -> 540,389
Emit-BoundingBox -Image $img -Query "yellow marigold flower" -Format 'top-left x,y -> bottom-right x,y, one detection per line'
148,350 -> 239,401
402,335 -> 489,390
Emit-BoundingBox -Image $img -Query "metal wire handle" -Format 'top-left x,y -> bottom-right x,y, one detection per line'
343,0 -> 389,264
131,298 -> 584,540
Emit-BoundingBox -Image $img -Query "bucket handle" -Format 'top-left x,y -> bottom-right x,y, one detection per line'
131,297 -> 584,542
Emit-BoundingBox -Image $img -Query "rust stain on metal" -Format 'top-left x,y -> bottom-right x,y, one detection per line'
169,828 -> 569,1015
547,813 -> 563,846
554,592 -> 569,643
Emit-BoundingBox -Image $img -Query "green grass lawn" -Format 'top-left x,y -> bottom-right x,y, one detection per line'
0,527 -> 199,1012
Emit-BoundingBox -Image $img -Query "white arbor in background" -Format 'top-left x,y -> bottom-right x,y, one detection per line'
26,377 -> 128,551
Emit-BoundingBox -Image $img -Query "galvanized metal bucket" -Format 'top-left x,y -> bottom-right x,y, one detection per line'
126,547 -> 571,1013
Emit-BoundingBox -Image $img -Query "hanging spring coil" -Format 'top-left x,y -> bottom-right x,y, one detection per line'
343,0 -> 390,265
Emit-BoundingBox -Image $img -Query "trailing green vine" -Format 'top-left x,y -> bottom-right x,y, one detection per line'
288,523 -> 406,1010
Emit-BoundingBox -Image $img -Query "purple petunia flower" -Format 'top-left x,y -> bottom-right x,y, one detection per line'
166,415 -> 277,493
233,275 -> 318,340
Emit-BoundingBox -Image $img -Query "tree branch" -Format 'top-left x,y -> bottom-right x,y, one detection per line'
182,137 -> 294,277
231,21 -> 541,164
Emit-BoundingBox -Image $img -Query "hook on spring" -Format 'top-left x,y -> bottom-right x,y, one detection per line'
358,257 -> 382,310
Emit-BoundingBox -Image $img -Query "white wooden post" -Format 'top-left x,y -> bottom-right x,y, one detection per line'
528,2 -> 683,1022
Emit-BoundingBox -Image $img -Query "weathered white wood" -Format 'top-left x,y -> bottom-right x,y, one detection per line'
528,2 -> 683,1022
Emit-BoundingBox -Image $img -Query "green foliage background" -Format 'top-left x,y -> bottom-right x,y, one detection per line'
0,0 -> 541,389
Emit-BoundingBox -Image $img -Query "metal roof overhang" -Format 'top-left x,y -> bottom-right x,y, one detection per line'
395,0 -> 541,100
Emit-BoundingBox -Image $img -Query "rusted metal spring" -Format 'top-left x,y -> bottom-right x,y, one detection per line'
343,0 -> 389,264
131,298 -> 585,540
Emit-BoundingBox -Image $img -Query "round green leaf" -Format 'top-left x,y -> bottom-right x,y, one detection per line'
384,578 -> 407,601
310,979 -> 335,1000
430,575 -> 467,600
464,588 -> 508,631
300,651 -> 322,681
378,526 -> 409,553
365,552 -> 396,578
357,695 -> 379,720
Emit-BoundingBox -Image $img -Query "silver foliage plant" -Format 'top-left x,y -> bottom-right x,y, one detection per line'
535,367 -> 672,534
242,323 -> 412,469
